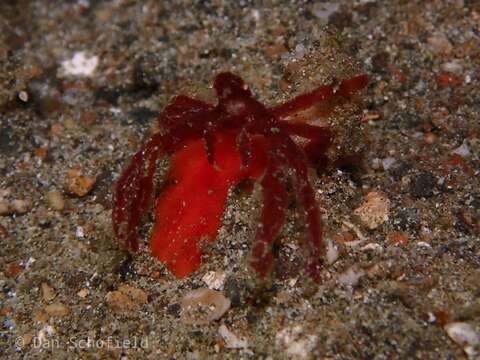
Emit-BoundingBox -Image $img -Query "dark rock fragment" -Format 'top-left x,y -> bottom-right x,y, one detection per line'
410,172 -> 436,198
224,276 -> 242,307
129,107 -> 160,124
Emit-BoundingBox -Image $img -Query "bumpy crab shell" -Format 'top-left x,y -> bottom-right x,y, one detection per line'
112,71 -> 367,282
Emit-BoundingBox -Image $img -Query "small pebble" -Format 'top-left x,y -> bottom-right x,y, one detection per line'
80,111 -> 97,127
371,51 -> 390,73
354,191 -> 390,229
224,277 -> 242,307
387,231 -> 409,246
64,118 -> 76,129
50,123 -> 63,137
32,309 -> 49,323
371,158 -> 381,170
0,198 -> 10,215
382,157 -> 396,171
44,303 -> 70,317
410,172 -> 436,198
75,226 -> 84,238
11,199 -> 32,214
46,190 -> 65,210
180,288 -> 231,325
167,303 -> 181,317
77,288 -> 89,298
5,262 -> 22,278
265,43 -> 288,59
67,168 -> 96,197
427,33 -> 453,54
424,132 -> 437,144
20,334 -> 33,347
0,224 -> 8,237
106,285 -> 148,314
41,283 -> 56,302
18,91 -> 29,102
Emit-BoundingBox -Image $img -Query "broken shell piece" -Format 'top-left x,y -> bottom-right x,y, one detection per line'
326,240 -> 339,265
60,51 -> 98,77
218,324 -> 249,349
181,288 -> 231,325
338,266 -> 365,287
361,243 -> 383,253
275,324 -> 318,358
202,271 -> 226,290
444,322 -> 479,357
354,191 -> 390,229
452,140 -> 470,158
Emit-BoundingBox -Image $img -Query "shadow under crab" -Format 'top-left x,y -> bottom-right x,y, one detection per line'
112,71 -> 368,282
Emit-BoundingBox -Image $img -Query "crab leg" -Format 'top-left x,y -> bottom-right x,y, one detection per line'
113,96 -> 216,251
337,74 -> 369,98
236,126 -> 254,171
278,121 -> 332,141
113,133 -> 164,251
271,74 -> 368,120
281,135 -> 325,282
250,140 -> 289,277
271,84 -> 335,119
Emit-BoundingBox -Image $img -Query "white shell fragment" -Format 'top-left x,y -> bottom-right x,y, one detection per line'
360,242 -> 383,253
218,324 -> 249,349
382,157 -> 396,171
326,240 -> 339,265
275,324 -> 318,359
441,60 -> 463,74
61,51 -> 98,77
444,322 -> 480,357
201,271 -> 226,290
452,140 -> 470,158
312,2 -> 340,20
338,266 -> 365,287
180,288 -> 231,325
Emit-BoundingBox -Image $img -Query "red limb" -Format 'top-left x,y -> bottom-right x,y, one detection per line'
250,140 -> 289,277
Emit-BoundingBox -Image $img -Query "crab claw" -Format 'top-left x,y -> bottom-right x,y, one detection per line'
150,130 -> 267,277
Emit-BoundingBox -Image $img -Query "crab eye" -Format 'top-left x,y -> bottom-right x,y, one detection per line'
224,98 -> 247,117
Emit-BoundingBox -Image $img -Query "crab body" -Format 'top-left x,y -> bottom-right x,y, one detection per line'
112,72 -> 368,282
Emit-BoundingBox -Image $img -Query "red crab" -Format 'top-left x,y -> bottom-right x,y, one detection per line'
112,72 -> 368,282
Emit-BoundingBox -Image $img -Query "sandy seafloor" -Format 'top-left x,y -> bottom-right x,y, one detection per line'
1,0 -> 479,359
